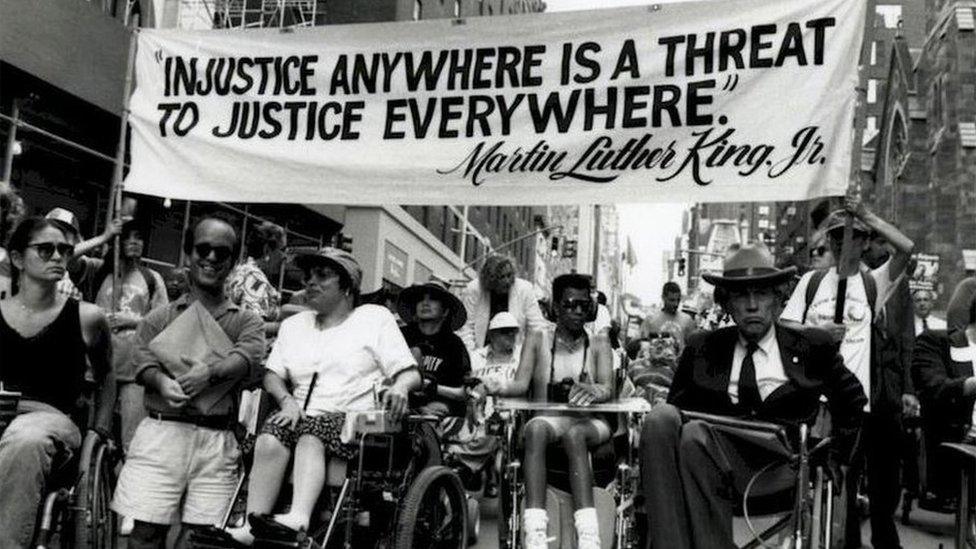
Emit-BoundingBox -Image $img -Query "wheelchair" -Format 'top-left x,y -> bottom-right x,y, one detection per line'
494,396 -> 650,549
192,408 -> 469,549
0,384 -> 119,549
680,411 -> 846,549
34,429 -> 118,549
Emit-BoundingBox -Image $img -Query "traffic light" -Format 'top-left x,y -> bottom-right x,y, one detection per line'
562,239 -> 578,258
551,236 -> 560,252
677,257 -> 686,276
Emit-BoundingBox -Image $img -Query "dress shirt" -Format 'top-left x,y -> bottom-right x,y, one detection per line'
728,327 -> 788,403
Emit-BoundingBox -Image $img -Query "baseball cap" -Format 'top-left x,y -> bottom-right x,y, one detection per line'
488,312 -> 519,332
45,207 -> 81,238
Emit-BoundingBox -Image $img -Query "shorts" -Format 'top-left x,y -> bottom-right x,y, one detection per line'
111,418 -> 240,525
524,415 -> 612,444
260,411 -> 357,460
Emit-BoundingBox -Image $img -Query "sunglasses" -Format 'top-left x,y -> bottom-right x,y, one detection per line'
193,243 -> 234,263
560,298 -> 593,312
811,245 -> 828,258
302,265 -> 338,282
27,242 -> 75,262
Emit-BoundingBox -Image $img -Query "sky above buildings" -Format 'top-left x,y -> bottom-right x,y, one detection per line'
548,0 -> 692,306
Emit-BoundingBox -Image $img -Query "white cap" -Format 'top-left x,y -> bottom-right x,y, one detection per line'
488,312 -> 519,331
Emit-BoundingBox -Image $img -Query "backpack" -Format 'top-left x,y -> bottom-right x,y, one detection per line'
801,269 -> 876,325
801,268 -> 902,410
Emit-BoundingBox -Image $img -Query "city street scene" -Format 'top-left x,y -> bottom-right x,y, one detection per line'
2,0 -> 976,547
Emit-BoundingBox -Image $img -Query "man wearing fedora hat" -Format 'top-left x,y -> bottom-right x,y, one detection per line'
640,243 -> 866,549
399,279 -> 471,418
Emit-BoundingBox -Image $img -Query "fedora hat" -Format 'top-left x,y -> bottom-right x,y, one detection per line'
701,243 -> 797,288
398,278 -> 467,331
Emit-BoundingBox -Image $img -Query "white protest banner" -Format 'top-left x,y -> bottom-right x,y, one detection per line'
124,0 -> 865,205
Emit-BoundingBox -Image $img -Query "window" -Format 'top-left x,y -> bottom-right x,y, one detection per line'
454,0 -> 461,17
864,116 -> 878,145
870,41 -> 878,65
413,0 -> 422,20
875,5 -> 902,29
867,79 -> 878,104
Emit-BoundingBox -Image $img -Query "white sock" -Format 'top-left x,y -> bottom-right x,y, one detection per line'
574,507 -> 599,541
523,507 -> 548,530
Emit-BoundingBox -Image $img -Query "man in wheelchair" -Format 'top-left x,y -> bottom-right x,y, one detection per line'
640,244 -> 867,548
0,216 -> 116,548
496,273 -> 614,549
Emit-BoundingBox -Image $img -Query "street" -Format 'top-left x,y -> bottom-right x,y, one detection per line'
469,494 -> 955,548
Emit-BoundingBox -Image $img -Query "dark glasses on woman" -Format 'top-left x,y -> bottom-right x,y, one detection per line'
27,242 -> 75,261
193,243 -> 234,262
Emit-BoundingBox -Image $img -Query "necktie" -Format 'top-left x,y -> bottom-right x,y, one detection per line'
738,341 -> 762,413
923,317 -> 929,331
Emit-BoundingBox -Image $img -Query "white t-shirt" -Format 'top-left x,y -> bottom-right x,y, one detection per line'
781,261 -> 893,411
265,304 -> 416,415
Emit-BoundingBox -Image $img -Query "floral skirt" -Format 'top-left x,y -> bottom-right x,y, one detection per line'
261,411 -> 357,460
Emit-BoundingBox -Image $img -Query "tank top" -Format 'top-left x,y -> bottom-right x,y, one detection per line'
0,299 -> 88,414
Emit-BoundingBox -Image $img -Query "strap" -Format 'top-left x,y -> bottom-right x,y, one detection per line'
139,265 -> 158,303
802,269 -> 829,324
548,329 -> 590,383
860,270 -> 877,320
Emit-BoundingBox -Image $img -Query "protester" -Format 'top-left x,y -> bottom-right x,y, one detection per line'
0,181 -> 26,300
640,281 -> 696,344
91,221 -> 168,453
780,190 -> 914,549
111,216 -> 265,548
225,221 -> 282,325
229,247 -> 418,542
43,207 -> 123,301
444,311 -> 526,496
913,288 -> 947,335
398,278 -> 470,418
458,254 -> 546,350
0,217 -> 115,547
497,273 -> 613,549
912,278 -> 976,510
641,243 -> 866,548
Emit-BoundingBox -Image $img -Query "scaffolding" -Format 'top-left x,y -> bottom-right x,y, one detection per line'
176,0 -> 320,30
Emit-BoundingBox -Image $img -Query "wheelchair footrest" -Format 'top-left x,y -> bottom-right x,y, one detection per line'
187,526 -> 250,549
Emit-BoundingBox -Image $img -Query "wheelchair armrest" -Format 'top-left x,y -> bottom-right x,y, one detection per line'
941,442 -> 976,463
680,410 -> 787,437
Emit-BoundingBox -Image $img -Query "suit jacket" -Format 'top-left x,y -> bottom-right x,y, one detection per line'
913,329 -> 974,444
668,324 -> 867,456
457,277 -> 546,351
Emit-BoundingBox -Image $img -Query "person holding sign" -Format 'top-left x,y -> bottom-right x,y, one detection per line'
111,216 -> 266,548
640,244 -> 865,549
780,191 -> 914,549
0,217 -> 115,548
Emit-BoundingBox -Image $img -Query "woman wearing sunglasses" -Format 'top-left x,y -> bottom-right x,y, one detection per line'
229,247 -> 420,543
0,216 -> 115,547
492,273 -> 614,549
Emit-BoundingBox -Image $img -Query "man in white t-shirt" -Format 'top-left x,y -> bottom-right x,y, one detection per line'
780,193 -> 914,549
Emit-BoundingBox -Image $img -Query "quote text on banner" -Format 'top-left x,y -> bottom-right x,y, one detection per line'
124,0 -> 866,205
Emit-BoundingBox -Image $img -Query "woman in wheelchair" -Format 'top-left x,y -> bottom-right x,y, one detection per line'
227,247 -> 420,544
495,273 -> 614,549
0,216 -> 115,547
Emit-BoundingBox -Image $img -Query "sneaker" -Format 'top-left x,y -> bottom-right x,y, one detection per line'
577,529 -> 600,549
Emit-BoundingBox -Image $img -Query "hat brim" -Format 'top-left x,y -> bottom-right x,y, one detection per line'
397,284 -> 467,331
47,219 -> 80,239
294,253 -> 361,291
702,267 -> 797,288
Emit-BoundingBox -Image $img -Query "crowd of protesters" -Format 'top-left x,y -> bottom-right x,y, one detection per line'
3,178 -> 976,549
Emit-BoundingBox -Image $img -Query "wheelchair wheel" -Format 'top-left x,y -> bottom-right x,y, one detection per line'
73,433 -> 117,548
394,465 -> 467,549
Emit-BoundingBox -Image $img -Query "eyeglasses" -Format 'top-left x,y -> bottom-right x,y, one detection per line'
811,245 -> 828,258
560,298 -> 593,312
193,243 -> 234,263
27,242 -> 75,262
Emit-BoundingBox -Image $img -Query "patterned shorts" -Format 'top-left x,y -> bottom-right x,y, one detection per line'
260,412 -> 357,460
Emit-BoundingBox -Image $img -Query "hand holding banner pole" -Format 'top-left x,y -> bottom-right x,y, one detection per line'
110,29 -> 140,313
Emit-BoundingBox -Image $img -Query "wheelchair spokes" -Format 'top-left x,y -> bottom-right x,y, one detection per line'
394,465 -> 467,549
